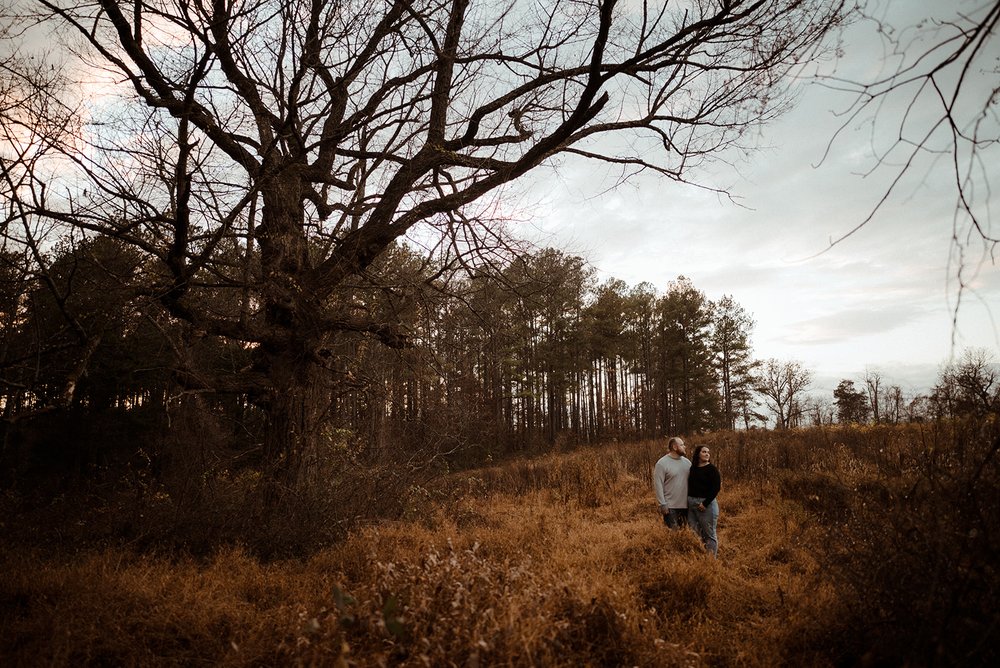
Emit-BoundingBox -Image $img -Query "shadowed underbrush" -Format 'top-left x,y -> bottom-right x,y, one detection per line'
2,420 -> 997,666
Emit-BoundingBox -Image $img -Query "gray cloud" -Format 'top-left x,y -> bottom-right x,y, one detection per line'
780,305 -> 928,345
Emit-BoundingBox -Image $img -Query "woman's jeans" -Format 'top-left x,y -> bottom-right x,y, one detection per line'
687,496 -> 719,557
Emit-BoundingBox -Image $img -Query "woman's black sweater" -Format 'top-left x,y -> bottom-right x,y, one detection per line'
688,463 -> 721,506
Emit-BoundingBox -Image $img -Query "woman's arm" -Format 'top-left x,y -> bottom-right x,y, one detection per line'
702,465 -> 721,506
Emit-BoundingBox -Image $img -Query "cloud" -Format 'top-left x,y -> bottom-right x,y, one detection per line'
780,305 -> 927,345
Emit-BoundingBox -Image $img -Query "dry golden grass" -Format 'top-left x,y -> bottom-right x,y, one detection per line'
2,423 -> 997,666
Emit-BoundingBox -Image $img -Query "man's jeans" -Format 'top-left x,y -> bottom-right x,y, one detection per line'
687,496 -> 719,557
662,507 -> 688,529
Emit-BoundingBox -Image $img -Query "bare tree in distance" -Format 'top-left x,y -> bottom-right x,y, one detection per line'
933,347 -> 1000,416
756,358 -> 813,429
816,0 -> 1000,333
883,383 -> 905,424
864,367 -> 883,423
1,0 -> 849,482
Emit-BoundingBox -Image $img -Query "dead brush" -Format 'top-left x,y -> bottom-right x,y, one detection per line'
631,538 -> 711,618
322,533 -> 697,667
445,444 -> 642,510
816,417 -> 1000,666
9,424 -> 983,667
345,541 -> 563,664
0,545 -> 325,666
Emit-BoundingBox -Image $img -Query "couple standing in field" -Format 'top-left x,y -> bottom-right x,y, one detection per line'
653,436 -> 721,557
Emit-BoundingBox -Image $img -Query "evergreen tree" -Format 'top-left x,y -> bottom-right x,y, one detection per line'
655,277 -> 720,433
833,379 -> 870,424
711,295 -> 758,430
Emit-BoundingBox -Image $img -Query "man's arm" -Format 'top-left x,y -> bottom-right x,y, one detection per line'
652,460 -> 667,510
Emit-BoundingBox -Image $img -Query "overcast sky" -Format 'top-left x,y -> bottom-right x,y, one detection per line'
514,0 -> 1000,397
9,1 -> 996,399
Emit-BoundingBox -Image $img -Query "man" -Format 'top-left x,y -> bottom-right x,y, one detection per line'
653,436 -> 692,529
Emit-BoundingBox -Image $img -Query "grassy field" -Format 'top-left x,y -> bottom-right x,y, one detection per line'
2,423 -> 997,666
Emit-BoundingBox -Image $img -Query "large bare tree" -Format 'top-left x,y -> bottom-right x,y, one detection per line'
2,0 -> 848,480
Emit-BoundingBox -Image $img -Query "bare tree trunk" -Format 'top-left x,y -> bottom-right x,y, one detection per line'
259,346 -> 329,485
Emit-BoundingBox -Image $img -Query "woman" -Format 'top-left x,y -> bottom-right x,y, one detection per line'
687,445 -> 721,557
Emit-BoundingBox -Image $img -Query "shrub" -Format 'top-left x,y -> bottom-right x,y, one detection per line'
817,417 -> 1000,665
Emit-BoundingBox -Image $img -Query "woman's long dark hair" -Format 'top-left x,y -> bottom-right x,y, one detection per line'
691,445 -> 709,466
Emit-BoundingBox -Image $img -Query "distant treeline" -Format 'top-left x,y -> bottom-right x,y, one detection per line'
1,238 -> 995,485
